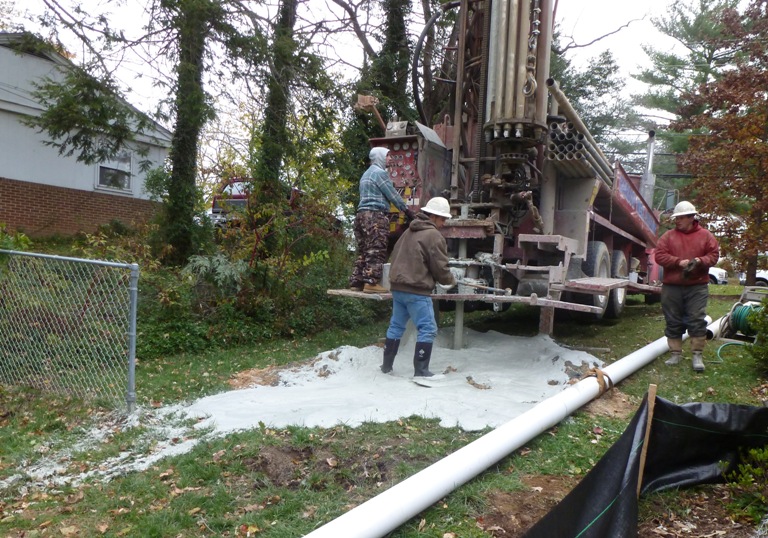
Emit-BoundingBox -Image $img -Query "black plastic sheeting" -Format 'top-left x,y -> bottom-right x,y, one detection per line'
522,396 -> 768,538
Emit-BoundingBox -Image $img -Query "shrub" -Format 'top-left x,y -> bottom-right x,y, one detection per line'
745,300 -> 768,373
0,224 -> 31,251
725,446 -> 768,524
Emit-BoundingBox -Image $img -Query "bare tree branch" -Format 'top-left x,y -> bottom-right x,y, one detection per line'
328,0 -> 377,59
555,18 -> 643,55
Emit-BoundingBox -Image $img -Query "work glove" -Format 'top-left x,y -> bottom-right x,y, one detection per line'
435,281 -> 455,292
405,208 -> 418,221
682,258 -> 698,280
449,267 -> 465,281
436,270 -> 459,292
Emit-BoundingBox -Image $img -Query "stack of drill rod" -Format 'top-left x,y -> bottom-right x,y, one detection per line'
545,121 -> 613,185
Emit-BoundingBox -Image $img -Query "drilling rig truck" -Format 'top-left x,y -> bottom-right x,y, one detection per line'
330,0 -> 662,345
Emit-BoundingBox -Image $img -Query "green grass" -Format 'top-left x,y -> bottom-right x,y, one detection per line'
1,284 -> 765,537
135,320 -> 390,405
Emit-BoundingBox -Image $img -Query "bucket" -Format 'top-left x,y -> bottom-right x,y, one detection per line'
381,263 -> 391,290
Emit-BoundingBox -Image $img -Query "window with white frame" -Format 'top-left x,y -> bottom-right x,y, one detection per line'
98,151 -> 132,191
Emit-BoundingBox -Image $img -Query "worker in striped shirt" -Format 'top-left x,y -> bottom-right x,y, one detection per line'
349,147 -> 416,293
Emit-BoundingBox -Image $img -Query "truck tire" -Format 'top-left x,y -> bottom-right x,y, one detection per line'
583,241 -> 610,319
606,250 -> 628,319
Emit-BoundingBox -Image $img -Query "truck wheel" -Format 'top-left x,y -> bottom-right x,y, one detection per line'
606,250 -> 628,319
583,241 -> 610,319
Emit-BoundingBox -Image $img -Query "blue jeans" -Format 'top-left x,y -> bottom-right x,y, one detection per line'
386,291 -> 437,343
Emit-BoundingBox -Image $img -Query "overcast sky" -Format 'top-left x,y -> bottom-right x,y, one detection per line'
556,0 -> 679,85
12,0 -> 683,125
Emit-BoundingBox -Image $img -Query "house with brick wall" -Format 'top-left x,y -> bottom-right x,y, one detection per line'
0,32 -> 172,238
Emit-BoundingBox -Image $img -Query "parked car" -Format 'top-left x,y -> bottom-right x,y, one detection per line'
210,179 -> 250,228
739,270 -> 768,286
207,179 -> 343,234
708,267 -> 729,285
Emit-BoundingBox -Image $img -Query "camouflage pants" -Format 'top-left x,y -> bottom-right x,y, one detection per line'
350,210 -> 390,286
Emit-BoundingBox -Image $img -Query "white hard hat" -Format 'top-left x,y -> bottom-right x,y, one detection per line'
422,197 -> 452,219
671,201 -> 697,218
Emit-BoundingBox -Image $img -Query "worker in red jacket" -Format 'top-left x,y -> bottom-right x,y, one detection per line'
654,201 -> 719,372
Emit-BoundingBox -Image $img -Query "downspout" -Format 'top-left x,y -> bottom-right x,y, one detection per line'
640,130 -> 656,206
305,318 -> 724,538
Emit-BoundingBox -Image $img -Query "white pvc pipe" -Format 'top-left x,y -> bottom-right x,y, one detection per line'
305,318 -> 724,538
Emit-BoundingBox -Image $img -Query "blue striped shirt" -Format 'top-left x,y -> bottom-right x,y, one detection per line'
357,164 -> 408,213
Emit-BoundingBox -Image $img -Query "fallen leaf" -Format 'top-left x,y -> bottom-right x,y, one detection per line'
60,525 -> 79,536
188,507 -> 202,515
65,491 -> 85,504
238,523 -> 261,536
158,468 -> 174,480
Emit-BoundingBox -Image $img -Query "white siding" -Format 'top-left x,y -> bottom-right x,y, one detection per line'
0,39 -> 171,201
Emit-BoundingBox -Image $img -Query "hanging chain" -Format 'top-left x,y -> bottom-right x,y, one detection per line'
523,0 -> 541,96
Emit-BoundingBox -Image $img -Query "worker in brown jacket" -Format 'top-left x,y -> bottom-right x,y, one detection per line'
654,201 -> 719,372
381,197 -> 456,378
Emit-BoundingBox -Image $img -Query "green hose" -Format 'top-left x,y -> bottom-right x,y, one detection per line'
716,303 -> 763,361
715,341 -> 744,363
730,303 -> 761,337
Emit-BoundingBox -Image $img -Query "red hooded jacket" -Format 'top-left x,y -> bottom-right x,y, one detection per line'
654,221 -> 719,286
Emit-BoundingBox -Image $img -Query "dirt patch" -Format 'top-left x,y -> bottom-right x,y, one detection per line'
244,445 -> 309,488
476,475 -> 580,537
241,438 -> 411,494
582,387 -> 638,420
228,364 -> 284,388
228,350 -> 351,389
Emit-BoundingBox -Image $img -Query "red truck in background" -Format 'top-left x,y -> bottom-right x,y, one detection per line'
209,179 -> 250,229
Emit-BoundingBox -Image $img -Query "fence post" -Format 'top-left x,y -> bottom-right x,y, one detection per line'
127,263 -> 139,413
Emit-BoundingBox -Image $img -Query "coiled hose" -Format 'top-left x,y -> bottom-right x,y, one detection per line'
716,302 -> 763,361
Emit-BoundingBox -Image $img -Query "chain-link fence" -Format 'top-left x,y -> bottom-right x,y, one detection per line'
0,250 -> 138,411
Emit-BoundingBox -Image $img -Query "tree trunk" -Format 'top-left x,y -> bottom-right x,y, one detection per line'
164,0 -> 215,265
251,0 -> 298,195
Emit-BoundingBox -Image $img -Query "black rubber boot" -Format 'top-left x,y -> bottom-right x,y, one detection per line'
381,338 -> 400,373
413,342 -> 435,377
